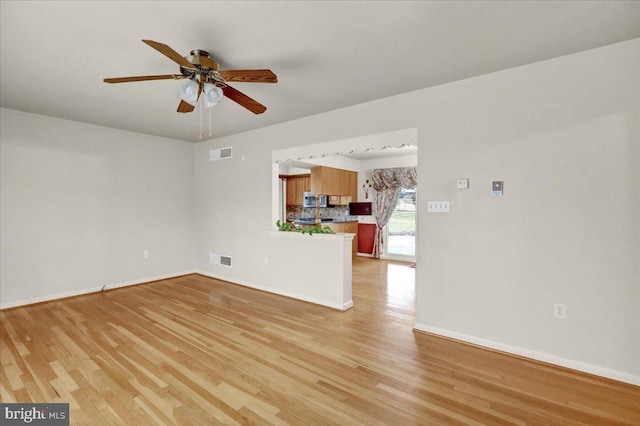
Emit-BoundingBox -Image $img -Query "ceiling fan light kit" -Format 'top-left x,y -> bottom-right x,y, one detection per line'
103,39 -> 277,139
203,83 -> 224,107
179,80 -> 200,106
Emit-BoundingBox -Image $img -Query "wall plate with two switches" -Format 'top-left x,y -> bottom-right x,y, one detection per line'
457,178 -> 469,189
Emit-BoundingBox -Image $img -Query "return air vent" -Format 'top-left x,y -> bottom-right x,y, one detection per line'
209,147 -> 232,161
209,253 -> 232,267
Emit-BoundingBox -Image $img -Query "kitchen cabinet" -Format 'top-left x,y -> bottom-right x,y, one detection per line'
326,222 -> 358,256
285,174 -> 310,206
328,195 -> 351,205
310,166 -> 357,200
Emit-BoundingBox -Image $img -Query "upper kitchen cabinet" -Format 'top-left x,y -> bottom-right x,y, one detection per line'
310,166 -> 357,200
285,174 -> 311,206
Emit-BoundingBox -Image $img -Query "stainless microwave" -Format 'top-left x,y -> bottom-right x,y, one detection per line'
303,192 -> 330,208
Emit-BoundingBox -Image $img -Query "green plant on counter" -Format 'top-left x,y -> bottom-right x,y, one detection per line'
276,220 -> 335,236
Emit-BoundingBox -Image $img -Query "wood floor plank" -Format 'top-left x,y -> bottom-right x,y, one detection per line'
1,258 -> 639,425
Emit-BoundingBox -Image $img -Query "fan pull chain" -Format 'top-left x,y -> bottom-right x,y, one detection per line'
199,96 -> 204,140
209,107 -> 212,137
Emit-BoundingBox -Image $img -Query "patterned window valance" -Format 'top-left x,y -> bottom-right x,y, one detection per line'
371,167 -> 417,191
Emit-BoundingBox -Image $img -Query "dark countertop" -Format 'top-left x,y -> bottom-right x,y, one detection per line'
293,218 -> 358,225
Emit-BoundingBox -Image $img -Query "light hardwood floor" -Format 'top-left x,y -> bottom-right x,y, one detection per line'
1,258 -> 639,425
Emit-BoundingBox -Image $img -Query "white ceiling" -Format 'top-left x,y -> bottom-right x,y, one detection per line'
2,1 -> 639,143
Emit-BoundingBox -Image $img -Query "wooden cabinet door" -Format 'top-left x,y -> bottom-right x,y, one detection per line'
326,223 -> 341,233
344,222 -> 358,234
299,175 -> 310,204
297,178 -> 304,204
345,222 -> 358,255
310,167 -> 321,195
286,175 -> 310,206
311,166 -> 352,196
329,195 -> 350,205
349,171 -> 358,202
323,167 -> 342,195
310,166 -> 359,198
286,177 -> 296,206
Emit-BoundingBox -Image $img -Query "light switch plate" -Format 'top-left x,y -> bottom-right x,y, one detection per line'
457,178 -> 469,189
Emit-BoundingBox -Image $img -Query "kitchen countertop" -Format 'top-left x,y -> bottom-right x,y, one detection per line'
293,218 -> 358,225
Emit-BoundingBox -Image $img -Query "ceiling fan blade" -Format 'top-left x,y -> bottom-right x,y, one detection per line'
177,100 -> 195,113
222,85 -> 267,114
219,69 -> 277,83
142,39 -> 196,70
103,74 -> 184,83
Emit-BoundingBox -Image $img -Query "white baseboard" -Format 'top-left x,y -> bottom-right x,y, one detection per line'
356,253 -> 374,258
414,323 -> 640,386
195,270 -> 353,311
0,271 -> 196,310
1,270 -> 353,312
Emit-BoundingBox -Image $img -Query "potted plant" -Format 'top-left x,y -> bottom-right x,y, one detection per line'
276,220 -> 335,235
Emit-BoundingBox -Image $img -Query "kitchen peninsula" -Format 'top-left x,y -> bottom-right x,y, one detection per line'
293,217 -> 359,256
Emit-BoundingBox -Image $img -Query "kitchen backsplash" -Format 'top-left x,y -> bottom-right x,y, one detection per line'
287,205 -> 350,220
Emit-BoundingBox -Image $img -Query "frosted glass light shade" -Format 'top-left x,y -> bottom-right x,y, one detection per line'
204,83 -> 224,108
179,80 -> 200,106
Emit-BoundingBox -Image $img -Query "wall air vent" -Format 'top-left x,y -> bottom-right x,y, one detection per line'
209,253 -> 232,267
209,147 -> 232,161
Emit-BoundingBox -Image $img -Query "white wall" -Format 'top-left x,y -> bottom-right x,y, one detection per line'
195,39 -> 640,383
0,109 -> 196,308
2,39 -> 638,384
414,41 -> 640,384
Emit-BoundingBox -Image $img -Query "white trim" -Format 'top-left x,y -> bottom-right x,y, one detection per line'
414,323 -> 640,386
380,253 -> 416,263
1,269 -> 354,312
272,128 -> 418,163
196,270 -> 353,311
0,271 -> 195,310
267,230 -> 354,241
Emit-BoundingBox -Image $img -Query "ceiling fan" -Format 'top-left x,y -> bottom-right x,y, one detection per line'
103,39 -> 277,115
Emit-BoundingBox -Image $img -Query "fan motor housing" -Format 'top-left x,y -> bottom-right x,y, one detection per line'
185,49 -> 219,70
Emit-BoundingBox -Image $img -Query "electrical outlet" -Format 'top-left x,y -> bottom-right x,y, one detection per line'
553,303 -> 566,319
